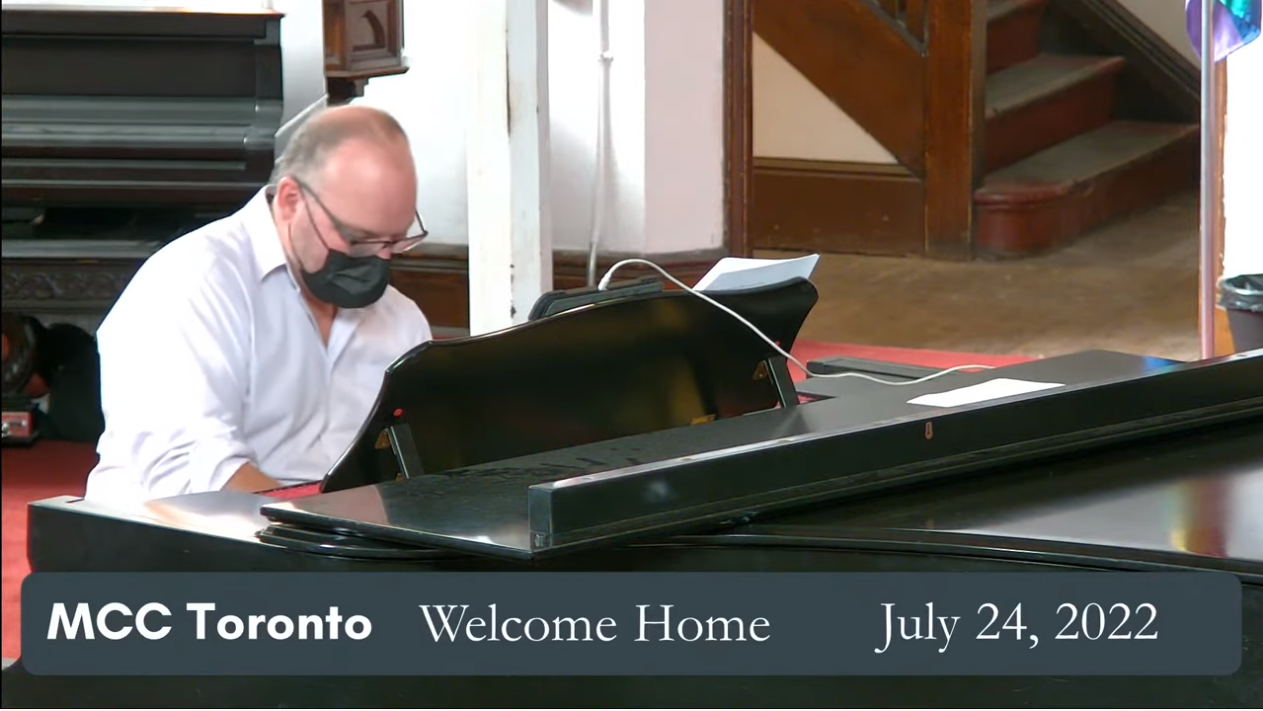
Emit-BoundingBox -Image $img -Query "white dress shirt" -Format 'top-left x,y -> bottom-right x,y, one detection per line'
83,189 -> 432,506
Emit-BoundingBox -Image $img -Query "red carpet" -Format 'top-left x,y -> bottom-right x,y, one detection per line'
784,341 -> 1026,381
2,441 -> 98,661
0,341 -> 1030,660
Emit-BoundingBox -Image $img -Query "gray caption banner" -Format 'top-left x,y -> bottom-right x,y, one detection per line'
21,572 -> 1241,676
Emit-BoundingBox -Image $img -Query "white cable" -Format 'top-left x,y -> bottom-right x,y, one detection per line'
585,0 -> 614,286
598,258 -> 996,386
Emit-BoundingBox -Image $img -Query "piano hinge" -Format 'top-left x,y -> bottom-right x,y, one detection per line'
386,424 -> 425,480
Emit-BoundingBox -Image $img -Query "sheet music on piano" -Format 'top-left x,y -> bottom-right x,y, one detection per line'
694,254 -> 820,292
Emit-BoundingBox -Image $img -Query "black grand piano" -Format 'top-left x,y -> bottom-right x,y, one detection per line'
2,277 -> 1260,708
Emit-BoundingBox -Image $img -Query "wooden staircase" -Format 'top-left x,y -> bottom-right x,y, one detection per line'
975,0 -> 1198,257
749,0 -> 1201,260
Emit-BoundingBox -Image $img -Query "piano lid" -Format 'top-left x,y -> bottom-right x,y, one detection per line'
261,297 -> 1263,560
317,277 -> 817,494
732,416 -> 1263,573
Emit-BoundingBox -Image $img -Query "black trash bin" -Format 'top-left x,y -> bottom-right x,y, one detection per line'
1219,273 -> 1263,352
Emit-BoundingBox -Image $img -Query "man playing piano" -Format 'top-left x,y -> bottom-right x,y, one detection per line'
83,105 -> 433,506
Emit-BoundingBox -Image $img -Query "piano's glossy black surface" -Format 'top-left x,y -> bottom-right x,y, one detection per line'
319,279 -> 815,493
268,343 -> 1260,561
4,288 -> 1262,708
22,413 -> 1263,577
8,417 -> 1262,707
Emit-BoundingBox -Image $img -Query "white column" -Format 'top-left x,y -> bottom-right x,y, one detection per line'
508,0 -> 554,312
466,0 -> 553,336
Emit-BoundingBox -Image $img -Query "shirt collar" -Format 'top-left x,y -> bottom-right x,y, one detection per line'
242,187 -> 289,283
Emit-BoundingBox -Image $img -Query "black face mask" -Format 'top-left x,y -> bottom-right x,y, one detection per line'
295,231 -> 392,309
301,251 -> 391,309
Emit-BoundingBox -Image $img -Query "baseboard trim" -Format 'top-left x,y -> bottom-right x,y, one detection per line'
750,157 -> 925,256
390,245 -> 729,329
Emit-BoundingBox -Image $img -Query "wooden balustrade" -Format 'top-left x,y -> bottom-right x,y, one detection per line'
874,0 -> 928,42
751,0 -> 984,257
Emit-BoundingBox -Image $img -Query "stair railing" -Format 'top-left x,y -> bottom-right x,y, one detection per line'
873,0 -> 927,43
752,0 -> 986,257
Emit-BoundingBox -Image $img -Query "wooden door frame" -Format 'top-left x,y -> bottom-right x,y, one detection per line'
724,0 -> 754,258
1211,59 -> 1232,355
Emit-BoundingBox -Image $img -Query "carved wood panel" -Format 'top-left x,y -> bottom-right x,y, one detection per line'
1,260 -> 142,316
323,0 -> 408,104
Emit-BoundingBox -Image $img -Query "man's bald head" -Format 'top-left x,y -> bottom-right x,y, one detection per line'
271,105 -> 411,188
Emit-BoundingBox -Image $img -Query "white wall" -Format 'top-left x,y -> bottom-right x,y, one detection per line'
352,1 -> 471,247
1223,38 -> 1262,278
643,0 -> 726,253
752,34 -> 895,164
1117,0 -> 1199,64
1120,0 -> 1263,277
355,0 -> 726,255
268,0 -> 328,153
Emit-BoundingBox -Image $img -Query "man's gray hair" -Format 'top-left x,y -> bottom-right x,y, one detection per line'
269,105 -> 409,187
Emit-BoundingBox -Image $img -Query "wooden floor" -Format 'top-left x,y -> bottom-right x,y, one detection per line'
762,188 -> 1200,362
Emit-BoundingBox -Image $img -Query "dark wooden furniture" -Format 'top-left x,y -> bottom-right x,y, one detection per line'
0,6 -> 282,212
0,5 -> 285,325
322,0 -> 409,104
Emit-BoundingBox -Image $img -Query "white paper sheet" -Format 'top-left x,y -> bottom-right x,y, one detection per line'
694,254 -> 820,292
907,378 -> 1065,408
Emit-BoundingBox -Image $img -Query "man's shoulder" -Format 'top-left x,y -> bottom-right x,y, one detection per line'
109,217 -> 257,320
140,214 -> 254,279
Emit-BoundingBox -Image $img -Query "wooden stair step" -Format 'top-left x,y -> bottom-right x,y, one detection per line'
988,0 -> 1043,17
975,121 -> 1199,258
986,54 -> 1124,116
987,0 -> 1049,74
985,54 -> 1126,172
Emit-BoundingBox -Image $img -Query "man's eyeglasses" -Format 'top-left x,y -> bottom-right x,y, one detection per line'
292,177 -> 428,258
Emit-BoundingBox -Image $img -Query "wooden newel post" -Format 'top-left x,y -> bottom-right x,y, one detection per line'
923,0 -> 986,260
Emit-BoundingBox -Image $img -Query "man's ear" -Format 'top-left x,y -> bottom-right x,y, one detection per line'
272,178 -> 303,222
